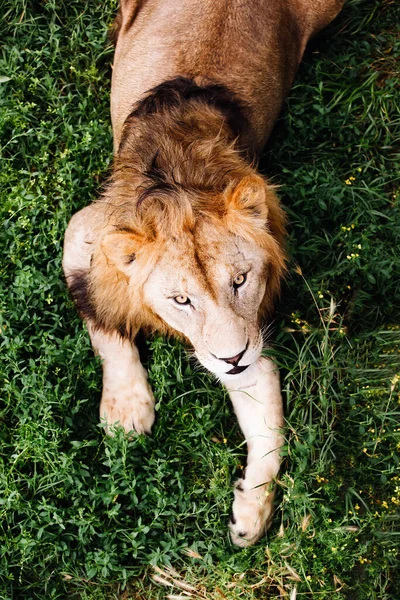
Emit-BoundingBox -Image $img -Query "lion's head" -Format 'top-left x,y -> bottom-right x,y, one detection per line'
88,170 -> 286,378
71,90 -> 287,378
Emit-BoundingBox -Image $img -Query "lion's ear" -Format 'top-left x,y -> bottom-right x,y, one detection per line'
100,231 -> 142,275
228,175 -> 270,223
225,175 -> 285,244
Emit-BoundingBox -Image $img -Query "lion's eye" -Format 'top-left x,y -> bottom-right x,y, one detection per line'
174,295 -> 191,305
233,273 -> 247,289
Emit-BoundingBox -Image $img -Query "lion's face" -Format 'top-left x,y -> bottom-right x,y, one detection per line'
143,221 -> 266,376
89,175 -> 286,373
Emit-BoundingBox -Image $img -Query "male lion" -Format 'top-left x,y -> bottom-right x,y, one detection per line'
63,0 -> 345,547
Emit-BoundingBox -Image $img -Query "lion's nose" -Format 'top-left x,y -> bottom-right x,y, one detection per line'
218,342 -> 249,366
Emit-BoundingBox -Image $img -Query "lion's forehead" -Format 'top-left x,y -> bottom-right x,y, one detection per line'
154,230 -> 265,294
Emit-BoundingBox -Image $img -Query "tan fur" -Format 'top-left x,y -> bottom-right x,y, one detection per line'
63,0 -> 345,546
110,0 -> 345,151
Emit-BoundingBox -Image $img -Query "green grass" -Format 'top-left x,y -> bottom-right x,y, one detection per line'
0,0 -> 399,598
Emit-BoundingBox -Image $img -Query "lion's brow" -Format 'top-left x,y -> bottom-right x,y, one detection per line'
192,246 -> 218,302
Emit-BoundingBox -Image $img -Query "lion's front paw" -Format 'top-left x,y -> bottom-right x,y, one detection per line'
100,381 -> 155,435
229,479 -> 275,547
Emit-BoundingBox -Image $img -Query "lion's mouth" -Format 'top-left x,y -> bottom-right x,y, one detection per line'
226,364 -> 249,375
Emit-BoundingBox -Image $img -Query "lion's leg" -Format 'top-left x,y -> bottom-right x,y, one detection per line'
88,323 -> 155,435
63,206 -> 155,435
221,357 -> 284,547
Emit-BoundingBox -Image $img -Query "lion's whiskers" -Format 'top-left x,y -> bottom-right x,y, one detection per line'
261,319 -> 276,347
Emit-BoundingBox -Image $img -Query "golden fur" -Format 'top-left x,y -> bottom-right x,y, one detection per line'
63,0 -> 346,547
110,1 -> 345,151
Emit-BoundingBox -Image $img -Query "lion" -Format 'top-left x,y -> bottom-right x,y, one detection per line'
63,0 -> 345,547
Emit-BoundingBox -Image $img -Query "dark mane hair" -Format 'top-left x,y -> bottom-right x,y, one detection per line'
119,76 -> 255,159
